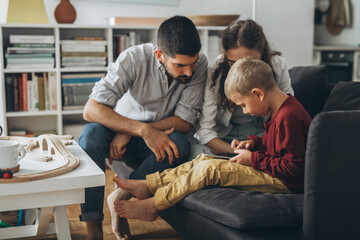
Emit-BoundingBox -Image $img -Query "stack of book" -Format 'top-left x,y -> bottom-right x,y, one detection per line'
60,37 -> 107,68
113,31 -> 141,58
5,72 -> 57,112
0,211 -> 19,227
62,73 -> 105,110
8,128 -> 56,137
5,35 -> 55,69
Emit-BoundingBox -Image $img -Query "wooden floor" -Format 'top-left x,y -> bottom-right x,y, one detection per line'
23,167 -> 184,240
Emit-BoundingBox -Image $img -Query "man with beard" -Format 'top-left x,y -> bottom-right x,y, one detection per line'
79,15 -> 207,240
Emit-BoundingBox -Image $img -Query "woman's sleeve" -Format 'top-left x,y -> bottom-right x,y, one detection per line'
196,66 -> 221,144
273,56 -> 294,95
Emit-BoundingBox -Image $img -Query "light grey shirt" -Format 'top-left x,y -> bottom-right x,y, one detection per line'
90,43 -> 208,126
196,54 -> 294,144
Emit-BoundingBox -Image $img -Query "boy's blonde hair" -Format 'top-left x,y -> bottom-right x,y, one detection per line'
224,57 -> 276,97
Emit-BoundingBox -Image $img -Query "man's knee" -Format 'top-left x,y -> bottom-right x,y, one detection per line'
79,123 -> 114,152
168,132 -> 190,159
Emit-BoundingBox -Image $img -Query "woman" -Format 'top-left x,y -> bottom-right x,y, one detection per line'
191,19 -> 294,158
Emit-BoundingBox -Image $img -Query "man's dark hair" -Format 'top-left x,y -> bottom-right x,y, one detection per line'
157,15 -> 201,57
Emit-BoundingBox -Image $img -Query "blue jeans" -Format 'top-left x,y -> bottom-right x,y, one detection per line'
78,123 -> 190,221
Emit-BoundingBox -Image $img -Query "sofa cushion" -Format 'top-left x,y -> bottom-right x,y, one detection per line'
178,187 -> 303,230
322,81 -> 360,111
289,65 -> 328,118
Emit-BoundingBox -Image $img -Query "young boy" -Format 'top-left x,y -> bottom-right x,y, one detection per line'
112,57 -> 312,221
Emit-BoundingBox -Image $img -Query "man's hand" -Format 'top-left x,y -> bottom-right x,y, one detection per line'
231,139 -> 255,151
109,133 -> 132,164
229,148 -> 252,166
142,127 -> 179,165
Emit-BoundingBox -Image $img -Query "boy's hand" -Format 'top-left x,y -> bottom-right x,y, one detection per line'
229,148 -> 252,166
231,139 -> 255,150
109,133 -> 132,164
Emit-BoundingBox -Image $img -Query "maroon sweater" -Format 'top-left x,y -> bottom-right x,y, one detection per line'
248,95 -> 312,193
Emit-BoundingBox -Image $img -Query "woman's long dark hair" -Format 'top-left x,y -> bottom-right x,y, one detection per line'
211,19 -> 281,111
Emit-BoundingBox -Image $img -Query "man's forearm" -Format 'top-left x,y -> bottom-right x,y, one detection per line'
149,116 -> 192,133
83,98 -> 149,137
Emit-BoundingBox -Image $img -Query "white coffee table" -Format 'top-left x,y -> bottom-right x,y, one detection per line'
0,141 -> 105,240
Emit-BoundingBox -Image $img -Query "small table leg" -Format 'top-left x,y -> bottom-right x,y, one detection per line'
54,205 -> 71,240
37,207 -> 54,236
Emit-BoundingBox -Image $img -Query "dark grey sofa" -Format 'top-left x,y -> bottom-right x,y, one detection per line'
160,65 -> 360,240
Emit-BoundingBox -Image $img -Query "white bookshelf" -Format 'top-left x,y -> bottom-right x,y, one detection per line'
0,24 -> 224,137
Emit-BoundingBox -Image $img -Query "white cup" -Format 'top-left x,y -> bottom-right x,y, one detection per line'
0,140 -> 26,169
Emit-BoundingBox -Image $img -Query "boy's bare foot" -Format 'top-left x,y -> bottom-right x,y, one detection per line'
112,177 -> 152,200
114,197 -> 158,221
107,188 -> 132,240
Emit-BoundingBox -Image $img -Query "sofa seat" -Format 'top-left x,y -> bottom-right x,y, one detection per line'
175,187 -> 303,230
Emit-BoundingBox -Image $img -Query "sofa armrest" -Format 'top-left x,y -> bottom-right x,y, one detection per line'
303,110 -> 360,240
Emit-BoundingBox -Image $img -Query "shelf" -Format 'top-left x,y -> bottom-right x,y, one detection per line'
4,68 -> 57,73
6,110 -> 58,117
0,24 -> 223,136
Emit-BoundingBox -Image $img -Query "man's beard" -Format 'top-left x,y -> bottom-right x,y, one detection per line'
163,63 -> 193,84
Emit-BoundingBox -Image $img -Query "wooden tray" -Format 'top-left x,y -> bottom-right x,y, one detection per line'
187,14 -> 240,26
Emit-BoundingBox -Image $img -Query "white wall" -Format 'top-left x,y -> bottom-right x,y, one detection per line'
256,0 -> 315,67
0,0 -> 314,67
314,0 -> 360,46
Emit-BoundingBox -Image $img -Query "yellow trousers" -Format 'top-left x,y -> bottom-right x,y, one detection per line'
146,153 -> 289,211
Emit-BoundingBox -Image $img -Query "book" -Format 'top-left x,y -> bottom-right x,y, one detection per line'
31,72 -> 39,111
61,78 -> 101,84
48,72 -> 57,110
61,52 -> 107,57
62,83 -> 95,96
61,57 -> 106,62
61,45 -> 106,52
0,211 -> 19,226
12,43 -> 54,48
9,35 -> 55,44
44,73 -> 50,110
62,105 -> 85,110
61,73 -> 105,79
6,58 -> 54,64
18,76 -> 23,111
13,75 -> 19,111
5,76 -> 15,112
60,40 -> 107,46
75,36 -> 104,41
5,53 -> 53,58
22,73 -> 28,111
6,47 -> 55,54
61,62 -> 106,67
38,75 -> 45,110
63,95 -> 89,106
6,64 -> 54,69
27,76 -> 33,111
9,127 -> 28,136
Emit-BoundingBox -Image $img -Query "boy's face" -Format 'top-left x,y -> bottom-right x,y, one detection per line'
228,91 -> 269,117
